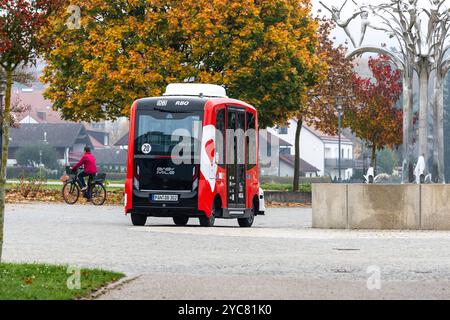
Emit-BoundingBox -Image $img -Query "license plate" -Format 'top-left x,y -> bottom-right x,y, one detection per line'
152,194 -> 179,202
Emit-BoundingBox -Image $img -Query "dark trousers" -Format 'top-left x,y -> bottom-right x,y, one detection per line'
78,171 -> 93,188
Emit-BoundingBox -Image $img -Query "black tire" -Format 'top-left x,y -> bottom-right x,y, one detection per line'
238,204 -> 256,228
91,183 -> 107,206
62,182 -> 80,205
199,202 -> 216,227
173,216 -> 189,226
131,213 -> 147,226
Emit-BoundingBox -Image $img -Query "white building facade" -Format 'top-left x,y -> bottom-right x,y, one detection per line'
267,119 -> 354,180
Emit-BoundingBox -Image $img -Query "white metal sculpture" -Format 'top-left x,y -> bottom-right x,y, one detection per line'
364,167 -> 375,183
320,0 -> 363,47
322,0 -> 450,184
414,155 -> 426,184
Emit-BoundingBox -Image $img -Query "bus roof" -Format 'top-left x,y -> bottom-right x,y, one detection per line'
135,96 -> 257,112
164,83 -> 228,98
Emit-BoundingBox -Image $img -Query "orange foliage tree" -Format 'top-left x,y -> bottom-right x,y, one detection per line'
42,0 -> 325,127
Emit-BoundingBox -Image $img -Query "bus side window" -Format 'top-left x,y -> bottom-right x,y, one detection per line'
246,112 -> 256,170
216,109 -> 226,167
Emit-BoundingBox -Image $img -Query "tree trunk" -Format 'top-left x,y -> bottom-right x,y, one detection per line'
0,65 -> 12,262
418,64 -> 429,164
293,116 -> 303,192
402,74 -> 415,183
371,144 -> 377,173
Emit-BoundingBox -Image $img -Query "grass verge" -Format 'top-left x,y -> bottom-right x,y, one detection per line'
261,183 -> 311,193
0,263 -> 124,300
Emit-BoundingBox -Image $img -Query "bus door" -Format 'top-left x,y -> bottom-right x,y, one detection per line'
227,107 -> 246,209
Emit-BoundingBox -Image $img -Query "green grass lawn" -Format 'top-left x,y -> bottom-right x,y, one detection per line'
0,263 -> 124,300
261,183 -> 311,193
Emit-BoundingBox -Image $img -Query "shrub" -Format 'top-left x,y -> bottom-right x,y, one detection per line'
16,173 -> 47,199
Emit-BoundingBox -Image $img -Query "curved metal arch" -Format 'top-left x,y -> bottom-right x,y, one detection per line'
346,46 -> 405,72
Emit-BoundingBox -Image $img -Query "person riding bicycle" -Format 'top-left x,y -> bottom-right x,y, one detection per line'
71,146 -> 98,192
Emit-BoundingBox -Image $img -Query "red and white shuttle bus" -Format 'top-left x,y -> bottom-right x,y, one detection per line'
124,84 -> 265,227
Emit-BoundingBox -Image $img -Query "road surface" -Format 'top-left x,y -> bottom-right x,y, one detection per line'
4,204 -> 450,299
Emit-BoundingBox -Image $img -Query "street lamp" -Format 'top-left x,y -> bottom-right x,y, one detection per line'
336,96 -> 344,183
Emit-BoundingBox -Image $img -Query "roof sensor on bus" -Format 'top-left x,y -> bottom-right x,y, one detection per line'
163,83 -> 228,98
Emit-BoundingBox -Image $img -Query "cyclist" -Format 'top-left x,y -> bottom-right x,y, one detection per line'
71,146 -> 98,192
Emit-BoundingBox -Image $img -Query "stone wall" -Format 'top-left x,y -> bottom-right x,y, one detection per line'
264,191 -> 311,204
313,184 -> 450,230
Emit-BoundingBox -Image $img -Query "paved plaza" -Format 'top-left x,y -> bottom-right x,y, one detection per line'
4,204 -> 450,299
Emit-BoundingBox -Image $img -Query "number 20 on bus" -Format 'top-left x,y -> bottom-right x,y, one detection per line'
124,84 -> 266,228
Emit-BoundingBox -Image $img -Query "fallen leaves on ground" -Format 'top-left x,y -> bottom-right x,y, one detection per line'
266,201 -> 311,208
6,188 -> 124,206
6,188 -> 311,208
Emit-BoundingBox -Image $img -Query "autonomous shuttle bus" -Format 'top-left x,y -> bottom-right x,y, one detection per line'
124,84 -> 265,227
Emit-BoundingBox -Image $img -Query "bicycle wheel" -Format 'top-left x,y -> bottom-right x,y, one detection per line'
62,182 -> 80,205
91,183 -> 107,206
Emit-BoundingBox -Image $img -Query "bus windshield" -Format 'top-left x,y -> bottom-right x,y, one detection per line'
134,110 -> 203,157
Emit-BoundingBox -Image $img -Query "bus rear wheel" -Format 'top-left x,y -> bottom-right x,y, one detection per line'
131,213 -> 147,226
173,216 -> 189,226
238,204 -> 255,228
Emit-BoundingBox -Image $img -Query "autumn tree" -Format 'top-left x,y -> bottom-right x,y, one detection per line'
42,0 -> 324,127
291,18 -> 356,191
0,0 -> 63,261
348,56 -> 403,170
1,69 -> 34,127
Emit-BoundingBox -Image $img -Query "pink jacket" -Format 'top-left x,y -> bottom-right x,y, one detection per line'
73,152 -> 98,174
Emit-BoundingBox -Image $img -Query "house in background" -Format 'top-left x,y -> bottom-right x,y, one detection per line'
89,117 -> 129,146
9,124 -> 93,166
114,133 -> 129,150
15,89 -> 64,124
268,120 -> 354,180
15,88 -> 113,150
279,155 -> 320,178
259,131 -> 319,178
87,129 -> 110,148
92,148 -> 128,173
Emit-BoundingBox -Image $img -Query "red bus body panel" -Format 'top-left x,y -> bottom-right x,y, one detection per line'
125,97 -> 259,218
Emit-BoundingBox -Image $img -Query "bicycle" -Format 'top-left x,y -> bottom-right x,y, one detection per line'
62,166 -> 107,206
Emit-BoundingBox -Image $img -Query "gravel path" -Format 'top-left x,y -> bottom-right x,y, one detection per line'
4,203 -> 450,299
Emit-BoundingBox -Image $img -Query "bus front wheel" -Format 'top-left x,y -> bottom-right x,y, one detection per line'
199,203 -> 216,227
131,213 -> 147,226
173,216 -> 189,226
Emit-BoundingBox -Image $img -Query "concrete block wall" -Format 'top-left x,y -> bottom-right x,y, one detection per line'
264,191 -> 312,204
313,184 -> 450,230
312,184 -> 348,229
